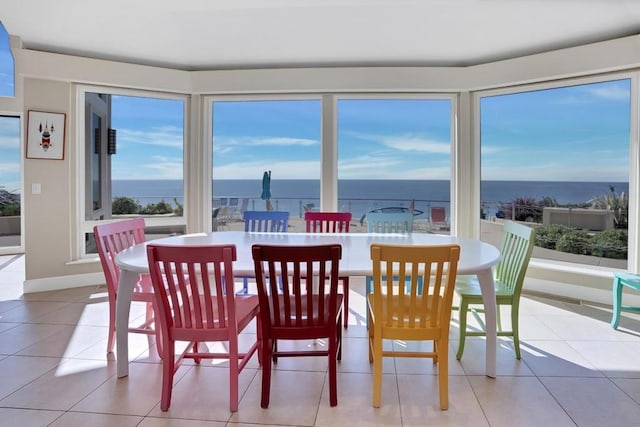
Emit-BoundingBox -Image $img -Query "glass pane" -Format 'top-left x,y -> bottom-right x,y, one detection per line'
480,79 -> 630,269
0,116 -> 21,248
110,95 -> 185,217
337,98 -> 452,233
211,99 -> 321,231
0,22 -> 14,97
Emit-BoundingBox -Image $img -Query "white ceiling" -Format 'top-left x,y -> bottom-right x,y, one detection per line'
3,0 -> 640,71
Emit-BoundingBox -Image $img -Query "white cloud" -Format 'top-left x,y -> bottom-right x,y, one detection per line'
214,135 -> 318,148
213,159 -> 320,179
118,126 -> 183,149
482,163 -> 628,182
587,85 -> 629,101
347,132 -> 450,154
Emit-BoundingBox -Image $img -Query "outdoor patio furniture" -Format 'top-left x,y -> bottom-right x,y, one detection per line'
611,272 -> 640,329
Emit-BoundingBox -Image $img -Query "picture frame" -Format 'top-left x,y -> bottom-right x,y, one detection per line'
26,110 -> 66,160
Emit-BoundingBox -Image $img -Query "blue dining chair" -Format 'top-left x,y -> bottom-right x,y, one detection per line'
243,210 -> 289,232
238,211 -> 290,294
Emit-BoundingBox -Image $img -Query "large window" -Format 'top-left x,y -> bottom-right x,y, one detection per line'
81,89 -> 186,255
480,79 -> 631,269
0,115 -> 21,251
211,98 -> 321,231
337,98 -> 453,233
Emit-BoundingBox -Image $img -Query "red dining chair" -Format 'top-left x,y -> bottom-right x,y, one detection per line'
252,244 -> 343,407
146,244 -> 260,412
304,211 -> 352,328
93,218 -> 161,355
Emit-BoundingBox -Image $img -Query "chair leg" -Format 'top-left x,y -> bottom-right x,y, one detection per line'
372,330 -> 383,408
261,338 -> 273,408
160,341 -> 175,411
511,303 -> 521,360
107,298 -> 116,354
611,277 -> 623,329
328,330 -> 338,406
229,340 -> 240,412
365,276 -> 373,327
437,337 -> 449,410
456,298 -> 469,360
342,277 -> 349,328
237,277 -> 249,295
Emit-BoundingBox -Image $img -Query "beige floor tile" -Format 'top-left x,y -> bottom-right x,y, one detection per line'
455,338 -> 534,376
610,377 -> 640,404
0,299 -> 24,314
48,411 -> 143,426
0,355 -> 61,399
16,324 -> 109,358
393,340 -> 466,376
0,322 -> 69,355
0,407 -> 64,426
338,336 -> 396,374
469,376 -> 576,427
539,313 -> 636,341
567,340 -> 640,378
542,377 -> 640,427
147,364 -> 258,421
0,358 -> 117,410
72,361 -> 182,416
230,369 -> 325,426
516,314 -> 563,340
30,300 -> 112,326
140,418 -> 226,426
398,374 -> 489,427
315,372 -> 402,426
520,340 -> 603,377
0,300 -> 73,323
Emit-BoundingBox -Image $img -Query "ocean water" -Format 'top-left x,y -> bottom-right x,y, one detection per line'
112,179 -> 629,218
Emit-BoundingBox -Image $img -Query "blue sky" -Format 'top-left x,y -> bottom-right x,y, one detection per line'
0,18 -> 632,189
111,81 -> 631,182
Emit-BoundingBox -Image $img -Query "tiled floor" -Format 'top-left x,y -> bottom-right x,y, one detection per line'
2,254 -> 640,426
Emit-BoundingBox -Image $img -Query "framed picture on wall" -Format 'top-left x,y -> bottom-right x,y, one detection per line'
26,110 -> 66,160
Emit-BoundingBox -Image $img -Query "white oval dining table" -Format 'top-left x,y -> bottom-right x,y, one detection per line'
114,231 -> 501,379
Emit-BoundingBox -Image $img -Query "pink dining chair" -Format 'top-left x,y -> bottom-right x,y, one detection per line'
146,243 -> 260,412
93,218 -> 161,355
304,211 -> 352,328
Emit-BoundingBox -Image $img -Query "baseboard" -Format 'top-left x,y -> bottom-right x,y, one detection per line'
23,272 -> 105,294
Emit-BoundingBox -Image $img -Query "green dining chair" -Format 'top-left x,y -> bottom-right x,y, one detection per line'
455,220 -> 535,360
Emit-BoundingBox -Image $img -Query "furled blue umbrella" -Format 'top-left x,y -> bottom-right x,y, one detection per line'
261,170 -> 272,211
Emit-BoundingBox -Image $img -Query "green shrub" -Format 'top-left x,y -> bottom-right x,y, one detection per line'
534,223 -> 569,249
140,200 -> 174,215
0,202 -> 20,216
112,197 -> 140,214
591,229 -> 628,259
555,229 -> 592,255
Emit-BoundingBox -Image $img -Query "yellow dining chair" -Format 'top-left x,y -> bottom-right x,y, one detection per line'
455,220 -> 535,360
368,243 -> 460,409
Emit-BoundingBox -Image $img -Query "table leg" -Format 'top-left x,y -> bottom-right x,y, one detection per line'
476,268 -> 497,378
116,269 -> 137,378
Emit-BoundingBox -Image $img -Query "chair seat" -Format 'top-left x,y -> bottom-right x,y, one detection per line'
270,294 -> 343,326
172,294 -> 259,342
455,276 -> 513,300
